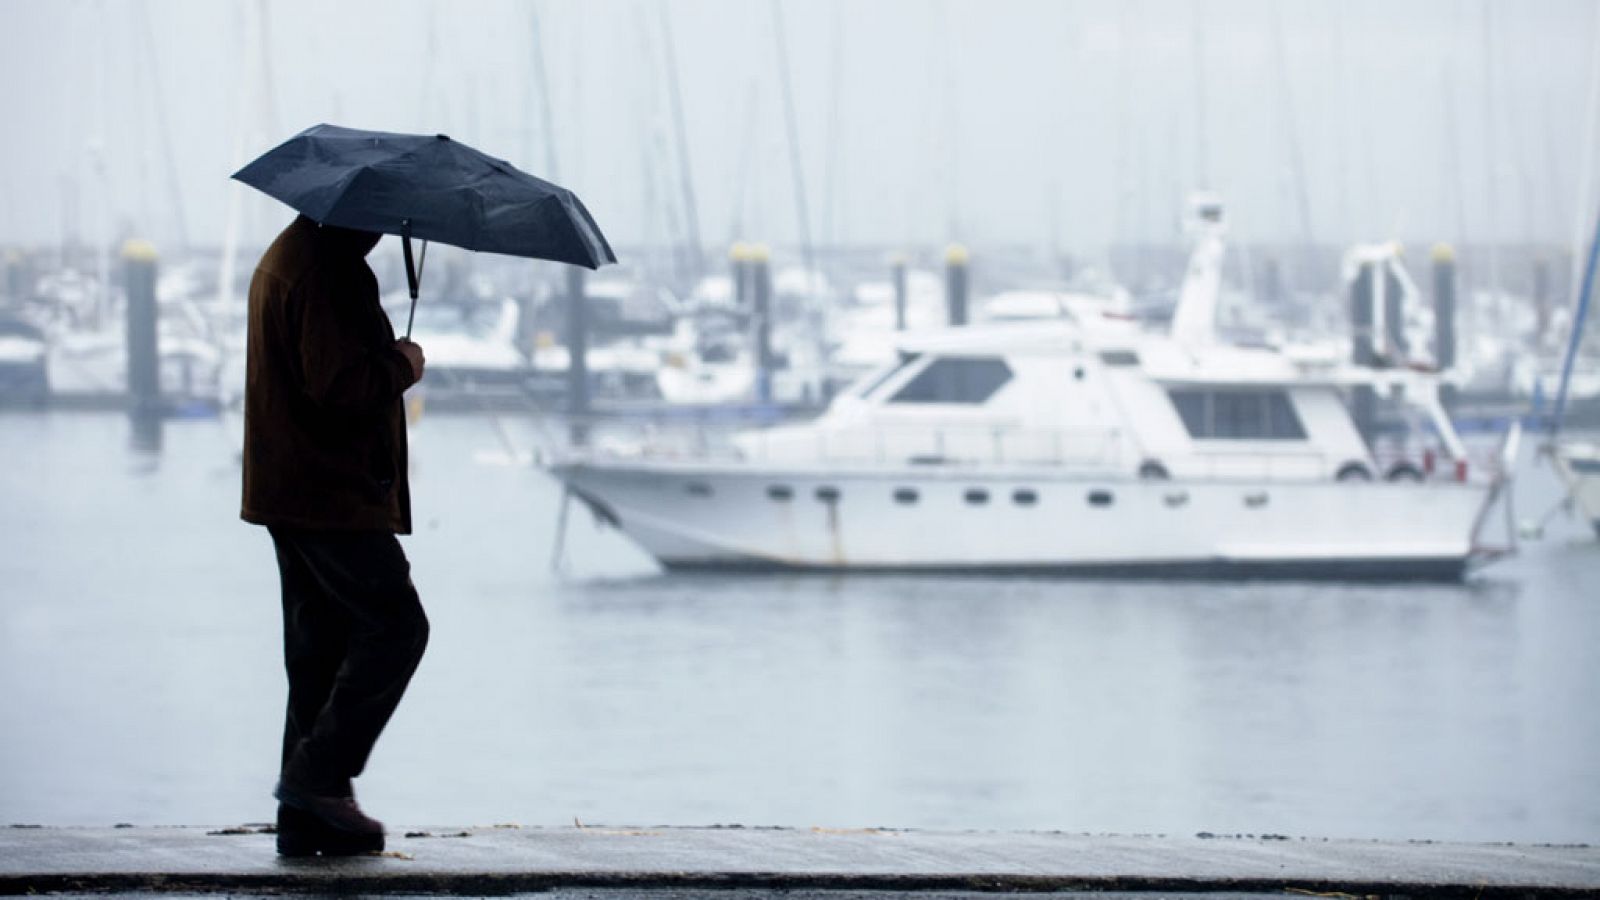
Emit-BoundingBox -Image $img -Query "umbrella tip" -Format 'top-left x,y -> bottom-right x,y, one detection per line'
436,133 -> 450,141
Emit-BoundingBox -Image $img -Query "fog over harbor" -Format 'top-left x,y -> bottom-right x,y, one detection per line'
1,0 -> 1596,254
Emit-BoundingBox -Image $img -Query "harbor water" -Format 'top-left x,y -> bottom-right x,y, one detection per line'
0,411 -> 1596,843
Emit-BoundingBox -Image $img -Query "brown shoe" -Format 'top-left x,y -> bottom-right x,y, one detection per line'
274,781 -> 385,836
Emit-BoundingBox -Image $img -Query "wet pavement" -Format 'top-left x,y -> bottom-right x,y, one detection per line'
1,825 -> 1596,896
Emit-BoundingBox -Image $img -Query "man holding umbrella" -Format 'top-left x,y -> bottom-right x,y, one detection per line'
234,125 -> 615,856
240,214 -> 429,856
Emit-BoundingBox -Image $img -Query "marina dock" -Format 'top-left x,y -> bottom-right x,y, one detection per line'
2,825 -> 1597,897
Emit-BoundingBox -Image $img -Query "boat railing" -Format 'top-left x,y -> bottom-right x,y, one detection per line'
552,417 -> 1500,484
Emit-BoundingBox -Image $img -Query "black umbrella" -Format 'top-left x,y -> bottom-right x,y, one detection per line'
233,123 -> 616,337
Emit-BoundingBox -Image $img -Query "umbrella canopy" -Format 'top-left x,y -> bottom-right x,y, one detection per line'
233,124 -> 616,270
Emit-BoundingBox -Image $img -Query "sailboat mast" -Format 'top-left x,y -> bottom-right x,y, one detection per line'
137,3 -> 190,255
657,5 -> 702,282
1270,3 -> 1313,249
1551,207 -> 1600,440
1192,0 -> 1208,188
1480,0 -> 1502,307
769,0 -> 817,285
1569,3 -> 1600,307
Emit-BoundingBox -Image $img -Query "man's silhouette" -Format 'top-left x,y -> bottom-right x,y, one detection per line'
241,214 -> 429,856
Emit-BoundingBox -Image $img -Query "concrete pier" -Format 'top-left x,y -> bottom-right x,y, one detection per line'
1,825 -> 1595,897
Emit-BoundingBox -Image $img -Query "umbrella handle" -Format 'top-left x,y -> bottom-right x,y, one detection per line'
400,220 -> 428,340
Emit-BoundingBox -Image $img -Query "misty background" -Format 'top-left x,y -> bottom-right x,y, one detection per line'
1,0 -> 1596,263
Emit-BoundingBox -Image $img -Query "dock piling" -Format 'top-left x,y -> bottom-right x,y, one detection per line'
945,244 -> 969,327
122,239 -> 162,453
1349,257 -> 1378,441
751,244 -> 773,405
1432,244 -> 1458,414
564,265 -> 589,444
891,254 -> 908,331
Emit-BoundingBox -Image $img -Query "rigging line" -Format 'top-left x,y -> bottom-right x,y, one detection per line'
1481,0 -> 1502,304
1569,2 -> 1600,312
136,0 -> 190,253
1269,2 -> 1314,249
529,3 -> 560,180
769,0 -> 817,286
658,4 -> 703,281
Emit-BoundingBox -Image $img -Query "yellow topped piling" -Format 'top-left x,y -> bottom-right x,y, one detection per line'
120,239 -> 159,263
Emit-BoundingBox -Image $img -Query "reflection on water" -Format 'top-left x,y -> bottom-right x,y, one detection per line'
128,411 -> 163,464
0,412 -> 1595,842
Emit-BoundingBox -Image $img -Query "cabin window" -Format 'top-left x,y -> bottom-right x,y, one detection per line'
685,482 -> 713,497
815,485 -> 841,503
1098,350 -> 1140,367
1012,488 -> 1039,506
964,488 -> 990,505
767,485 -> 793,501
893,487 -> 919,505
1167,389 -> 1306,440
889,357 -> 1013,405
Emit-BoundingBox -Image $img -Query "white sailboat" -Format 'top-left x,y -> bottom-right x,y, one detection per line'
544,202 -> 1513,580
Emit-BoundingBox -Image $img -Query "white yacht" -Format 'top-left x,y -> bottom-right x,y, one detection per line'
547,317 -> 1504,579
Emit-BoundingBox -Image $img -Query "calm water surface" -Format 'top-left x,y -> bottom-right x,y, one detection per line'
0,412 -> 1596,841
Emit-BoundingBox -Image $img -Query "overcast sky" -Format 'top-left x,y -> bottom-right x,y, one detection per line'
1,0 -> 1597,259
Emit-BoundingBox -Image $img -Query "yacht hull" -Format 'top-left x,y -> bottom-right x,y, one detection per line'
549,460 -> 1492,581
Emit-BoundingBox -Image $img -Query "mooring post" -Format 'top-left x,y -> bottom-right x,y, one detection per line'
751,243 -> 773,406
123,240 -> 160,412
1262,256 -> 1285,311
1432,244 -> 1458,416
1350,257 -> 1378,442
1533,254 -> 1552,351
730,242 -> 751,313
564,265 -> 589,445
122,239 -> 162,453
891,254 -> 908,332
945,243 -> 969,327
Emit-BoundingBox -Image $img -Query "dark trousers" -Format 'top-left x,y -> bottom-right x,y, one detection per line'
269,526 -> 429,796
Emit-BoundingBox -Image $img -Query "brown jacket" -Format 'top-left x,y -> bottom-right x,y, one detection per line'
240,215 -> 417,534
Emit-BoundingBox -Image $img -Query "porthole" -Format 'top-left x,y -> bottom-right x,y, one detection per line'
964,488 -> 990,505
893,487 -> 919,505
815,485 -> 841,503
685,481 -> 713,498
767,485 -> 793,501
1336,461 -> 1373,482
1087,489 -> 1114,508
1012,488 -> 1038,506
